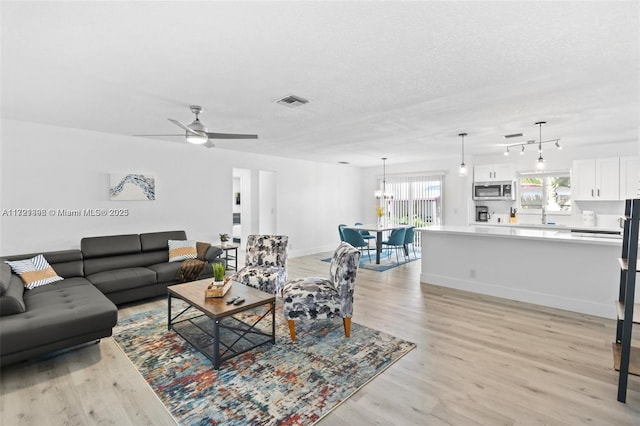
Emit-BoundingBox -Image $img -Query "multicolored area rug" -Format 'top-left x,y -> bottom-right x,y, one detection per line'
113,301 -> 415,425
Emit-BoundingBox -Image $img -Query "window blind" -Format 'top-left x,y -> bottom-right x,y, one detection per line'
377,174 -> 443,247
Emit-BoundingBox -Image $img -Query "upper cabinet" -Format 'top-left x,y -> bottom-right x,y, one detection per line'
572,157 -> 620,200
620,157 -> 640,199
474,164 -> 513,182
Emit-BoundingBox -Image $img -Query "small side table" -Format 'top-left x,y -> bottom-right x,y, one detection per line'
215,243 -> 240,271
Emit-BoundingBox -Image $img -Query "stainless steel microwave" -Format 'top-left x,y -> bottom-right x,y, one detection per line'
473,181 -> 516,201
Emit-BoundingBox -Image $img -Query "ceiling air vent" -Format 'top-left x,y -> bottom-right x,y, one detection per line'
503,133 -> 524,139
275,94 -> 309,108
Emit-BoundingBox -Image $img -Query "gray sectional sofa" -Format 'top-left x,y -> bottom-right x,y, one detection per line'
81,230 -> 223,304
0,230 -> 223,366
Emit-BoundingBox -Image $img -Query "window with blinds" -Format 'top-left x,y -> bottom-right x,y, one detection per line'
377,174 -> 443,246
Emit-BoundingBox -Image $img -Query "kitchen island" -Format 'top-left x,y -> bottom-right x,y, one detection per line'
419,225 -> 627,319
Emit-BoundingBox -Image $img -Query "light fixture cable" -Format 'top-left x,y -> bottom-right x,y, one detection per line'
535,121 -> 546,170
458,133 -> 468,176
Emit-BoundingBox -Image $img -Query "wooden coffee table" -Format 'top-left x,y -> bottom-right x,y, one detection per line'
167,279 -> 276,369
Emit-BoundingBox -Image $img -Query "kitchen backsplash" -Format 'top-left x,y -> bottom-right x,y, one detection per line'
471,200 -> 626,230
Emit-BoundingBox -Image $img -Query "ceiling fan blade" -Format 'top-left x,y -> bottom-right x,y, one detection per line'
133,134 -> 183,137
206,132 -> 258,139
203,141 -> 216,148
168,118 -> 204,136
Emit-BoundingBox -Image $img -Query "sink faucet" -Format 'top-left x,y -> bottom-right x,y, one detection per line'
541,206 -> 547,225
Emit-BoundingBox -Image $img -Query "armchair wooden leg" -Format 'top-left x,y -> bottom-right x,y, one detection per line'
342,317 -> 351,338
287,320 -> 297,341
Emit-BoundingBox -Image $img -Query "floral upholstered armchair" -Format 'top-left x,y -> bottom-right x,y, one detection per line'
282,242 -> 361,341
230,235 -> 288,295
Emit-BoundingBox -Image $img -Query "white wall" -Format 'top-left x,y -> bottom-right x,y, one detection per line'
258,170 -> 276,234
0,120 -> 363,257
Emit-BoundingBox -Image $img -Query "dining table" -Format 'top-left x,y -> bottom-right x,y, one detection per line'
344,224 -> 409,264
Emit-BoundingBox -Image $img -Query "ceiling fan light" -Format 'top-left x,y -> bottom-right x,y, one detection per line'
186,133 -> 208,144
185,118 -> 208,144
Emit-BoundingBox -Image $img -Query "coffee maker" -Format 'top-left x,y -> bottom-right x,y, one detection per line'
476,205 -> 489,222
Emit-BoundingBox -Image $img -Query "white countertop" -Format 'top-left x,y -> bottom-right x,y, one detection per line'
470,221 -> 623,234
418,225 -> 623,246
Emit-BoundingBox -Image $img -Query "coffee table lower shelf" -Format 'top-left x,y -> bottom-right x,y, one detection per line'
168,300 -> 275,370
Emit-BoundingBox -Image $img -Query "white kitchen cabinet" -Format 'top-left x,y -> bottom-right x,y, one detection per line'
620,157 -> 640,199
474,164 -> 513,182
572,157 -> 620,200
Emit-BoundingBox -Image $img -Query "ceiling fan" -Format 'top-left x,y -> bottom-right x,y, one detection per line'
137,105 -> 258,148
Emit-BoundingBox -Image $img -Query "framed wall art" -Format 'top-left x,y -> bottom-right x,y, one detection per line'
109,173 -> 155,201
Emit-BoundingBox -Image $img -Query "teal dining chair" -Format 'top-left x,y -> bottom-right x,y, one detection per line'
381,227 -> 407,265
354,222 -> 375,245
338,224 -> 347,242
403,226 -> 417,259
342,228 -> 372,263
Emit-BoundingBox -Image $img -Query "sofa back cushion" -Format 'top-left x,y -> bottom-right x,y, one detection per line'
82,234 -> 146,276
82,234 -> 141,258
0,263 -> 26,316
2,250 -> 84,279
140,231 -> 187,252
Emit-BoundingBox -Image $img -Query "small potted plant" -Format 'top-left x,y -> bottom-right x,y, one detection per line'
219,233 -> 230,247
212,263 -> 225,285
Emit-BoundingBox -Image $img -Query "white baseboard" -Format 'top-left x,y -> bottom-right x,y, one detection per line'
420,273 -> 615,319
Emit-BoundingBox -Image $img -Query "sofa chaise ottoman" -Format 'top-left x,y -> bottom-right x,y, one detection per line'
0,250 -> 118,367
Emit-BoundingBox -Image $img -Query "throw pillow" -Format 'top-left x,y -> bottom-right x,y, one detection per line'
4,254 -> 64,290
168,240 -> 197,262
196,241 -> 211,261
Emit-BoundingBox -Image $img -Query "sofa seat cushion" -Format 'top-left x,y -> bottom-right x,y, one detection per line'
148,261 -> 214,284
0,278 -> 117,356
86,267 -> 156,294
148,262 -> 182,284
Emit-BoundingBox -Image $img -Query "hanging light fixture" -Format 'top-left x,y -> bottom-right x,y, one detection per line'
555,140 -> 562,150
458,133 -> 468,177
504,146 -> 510,156
520,145 -> 525,155
535,121 -> 546,170
374,157 -> 392,199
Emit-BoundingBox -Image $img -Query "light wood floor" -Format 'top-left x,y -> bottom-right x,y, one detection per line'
2,253 -> 640,425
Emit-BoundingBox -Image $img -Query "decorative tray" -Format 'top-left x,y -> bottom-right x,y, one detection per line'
204,278 -> 232,298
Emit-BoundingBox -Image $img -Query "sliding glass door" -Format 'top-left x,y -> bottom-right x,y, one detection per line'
377,174 -> 443,246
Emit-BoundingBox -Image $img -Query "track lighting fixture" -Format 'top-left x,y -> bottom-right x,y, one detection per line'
502,122 -> 560,168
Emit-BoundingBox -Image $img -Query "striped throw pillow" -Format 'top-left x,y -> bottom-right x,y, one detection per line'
4,254 -> 64,290
168,240 -> 197,262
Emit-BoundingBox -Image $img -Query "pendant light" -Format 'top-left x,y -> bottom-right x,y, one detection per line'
458,133 -> 468,177
374,157 -> 391,199
535,121 -> 546,170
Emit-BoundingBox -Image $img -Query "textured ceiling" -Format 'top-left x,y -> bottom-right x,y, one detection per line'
2,1 -> 638,167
